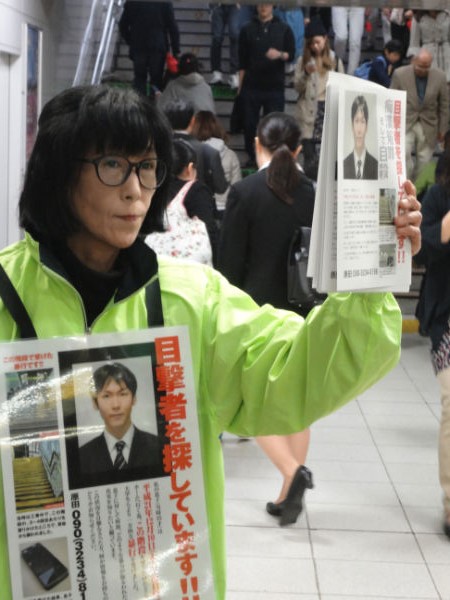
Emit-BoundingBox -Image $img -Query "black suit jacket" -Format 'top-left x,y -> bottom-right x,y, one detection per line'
173,133 -> 228,195
218,168 -> 315,313
79,427 -> 165,477
119,1 -> 180,56
343,150 -> 378,180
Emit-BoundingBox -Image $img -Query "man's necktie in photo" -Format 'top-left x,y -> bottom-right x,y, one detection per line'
114,440 -> 127,469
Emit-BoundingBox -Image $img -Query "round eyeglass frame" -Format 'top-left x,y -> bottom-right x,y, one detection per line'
77,155 -> 167,190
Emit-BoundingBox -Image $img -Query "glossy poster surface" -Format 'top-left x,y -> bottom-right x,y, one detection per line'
0,327 -> 213,599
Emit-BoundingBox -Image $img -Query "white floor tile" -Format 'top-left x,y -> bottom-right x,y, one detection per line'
385,462 -> 439,485
316,560 -> 438,597
227,556 -> 317,594
395,483 -> 442,508
222,335 -> 450,597
311,480 -> 399,506
403,506 -> 445,534
307,503 -> 411,532
227,525 -> 312,558
310,426 -> 373,445
416,532 -> 450,564
428,564 -> 450,599
359,400 -> 436,417
311,530 -> 423,562
309,460 -> 389,483
307,442 -> 381,462
228,594 -> 319,600
377,444 -> 438,465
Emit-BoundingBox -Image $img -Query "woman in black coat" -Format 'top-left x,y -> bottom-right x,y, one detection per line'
218,113 -> 315,314
218,112 -> 315,526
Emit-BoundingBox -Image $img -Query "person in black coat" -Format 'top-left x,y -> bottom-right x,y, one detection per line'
119,1 -> 180,95
343,95 -> 378,180
78,362 -> 165,480
415,166 -> 450,538
162,99 -> 228,197
218,112 -> 315,526
218,114 -> 315,314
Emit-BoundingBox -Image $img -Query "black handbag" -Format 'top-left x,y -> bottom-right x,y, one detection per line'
287,226 -> 316,307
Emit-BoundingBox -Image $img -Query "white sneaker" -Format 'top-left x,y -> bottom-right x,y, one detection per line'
228,73 -> 239,89
210,70 -> 223,85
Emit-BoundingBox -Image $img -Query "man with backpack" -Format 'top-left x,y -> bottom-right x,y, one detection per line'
354,39 -> 403,87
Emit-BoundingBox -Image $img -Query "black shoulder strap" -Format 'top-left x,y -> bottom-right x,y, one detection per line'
145,276 -> 164,327
0,264 -> 163,337
0,263 -> 37,339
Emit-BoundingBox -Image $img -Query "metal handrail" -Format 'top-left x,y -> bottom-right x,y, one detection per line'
92,0 -> 126,84
73,0 -> 125,87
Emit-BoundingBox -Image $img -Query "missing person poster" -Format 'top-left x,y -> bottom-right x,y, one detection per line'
0,327 -> 214,599
309,72 -> 410,294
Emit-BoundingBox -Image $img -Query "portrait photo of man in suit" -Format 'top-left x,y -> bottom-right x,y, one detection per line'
78,362 -> 166,480
343,95 -> 378,180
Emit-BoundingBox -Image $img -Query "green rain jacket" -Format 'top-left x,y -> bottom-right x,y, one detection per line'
0,234 -> 402,599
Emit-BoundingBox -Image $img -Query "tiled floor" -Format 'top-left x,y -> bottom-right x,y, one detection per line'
223,333 -> 450,599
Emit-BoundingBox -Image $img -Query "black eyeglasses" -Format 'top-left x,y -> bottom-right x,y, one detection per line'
78,155 -> 167,190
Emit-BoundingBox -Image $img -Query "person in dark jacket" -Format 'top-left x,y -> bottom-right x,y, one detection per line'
162,99 -> 227,197
238,3 -> 295,166
119,0 -> 180,96
218,112 -> 315,526
415,156 -> 450,539
368,39 -> 403,87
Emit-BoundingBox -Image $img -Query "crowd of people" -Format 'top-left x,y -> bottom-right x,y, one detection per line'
117,0 -> 450,537
116,0 -> 450,546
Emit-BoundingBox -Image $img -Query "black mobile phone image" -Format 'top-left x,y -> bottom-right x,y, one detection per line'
21,542 -> 69,590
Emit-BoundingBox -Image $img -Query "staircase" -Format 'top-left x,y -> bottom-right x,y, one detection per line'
13,455 -> 64,513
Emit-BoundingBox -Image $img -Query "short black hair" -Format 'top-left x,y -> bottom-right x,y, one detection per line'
92,362 -> 137,401
162,99 -> 195,130
19,84 -> 173,241
384,39 -> 403,55
351,95 -> 369,123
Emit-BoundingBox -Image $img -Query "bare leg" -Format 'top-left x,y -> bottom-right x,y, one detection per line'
256,429 -> 310,503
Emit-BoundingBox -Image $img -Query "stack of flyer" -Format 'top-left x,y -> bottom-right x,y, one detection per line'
308,71 -> 411,293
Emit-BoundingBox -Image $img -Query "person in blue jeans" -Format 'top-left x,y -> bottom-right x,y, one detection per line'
209,3 -> 241,89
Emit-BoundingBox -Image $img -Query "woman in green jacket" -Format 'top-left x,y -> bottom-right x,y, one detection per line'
0,84 -> 421,599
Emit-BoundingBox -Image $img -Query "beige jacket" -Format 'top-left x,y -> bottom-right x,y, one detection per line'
293,51 -> 344,139
390,64 -> 449,148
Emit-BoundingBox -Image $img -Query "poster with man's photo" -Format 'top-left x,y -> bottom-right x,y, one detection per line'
0,327 -> 214,599
336,75 -> 409,291
309,72 -> 411,294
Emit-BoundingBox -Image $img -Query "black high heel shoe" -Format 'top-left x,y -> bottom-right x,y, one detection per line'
266,500 -> 286,517
279,465 -> 313,526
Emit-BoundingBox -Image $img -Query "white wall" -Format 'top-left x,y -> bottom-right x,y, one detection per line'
0,0 -> 61,247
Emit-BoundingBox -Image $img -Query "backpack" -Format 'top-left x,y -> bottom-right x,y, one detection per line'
353,59 -> 373,80
146,180 -> 213,266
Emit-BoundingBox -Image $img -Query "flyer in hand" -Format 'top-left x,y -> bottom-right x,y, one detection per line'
0,327 -> 214,599
308,71 -> 411,293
